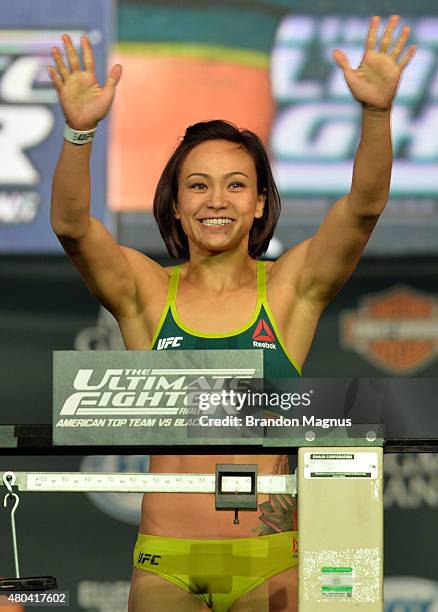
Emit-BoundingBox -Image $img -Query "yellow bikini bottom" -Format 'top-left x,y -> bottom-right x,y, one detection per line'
133,530 -> 298,611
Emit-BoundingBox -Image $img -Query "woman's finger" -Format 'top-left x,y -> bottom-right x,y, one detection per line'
50,46 -> 69,80
391,26 -> 411,61
365,16 -> 380,52
62,33 -> 81,72
399,44 -> 417,70
380,15 -> 400,54
103,64 -> 123,96
81,36 -> 95,73
332,49 -> 351,73
47,65 -> 63,92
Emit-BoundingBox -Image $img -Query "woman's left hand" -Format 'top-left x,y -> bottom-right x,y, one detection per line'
332,15 -> 416,111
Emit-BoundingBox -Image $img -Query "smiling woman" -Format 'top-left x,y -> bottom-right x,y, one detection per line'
153,120 -> 280,260
177,142 -> 261,255
49,15 -> 416,611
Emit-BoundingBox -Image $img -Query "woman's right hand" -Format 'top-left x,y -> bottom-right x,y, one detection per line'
48,34 -> 122,131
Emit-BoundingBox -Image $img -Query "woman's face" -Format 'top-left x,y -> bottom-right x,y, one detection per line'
175,139 -> 265,256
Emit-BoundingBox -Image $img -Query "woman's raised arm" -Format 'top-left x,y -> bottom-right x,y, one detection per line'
49,35 -> 160,318
274,16 -> 416,307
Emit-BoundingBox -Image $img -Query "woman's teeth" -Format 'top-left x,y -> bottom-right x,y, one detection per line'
200,218 -> 233,226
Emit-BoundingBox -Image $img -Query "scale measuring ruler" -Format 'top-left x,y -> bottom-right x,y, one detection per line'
1,472 -> 296,495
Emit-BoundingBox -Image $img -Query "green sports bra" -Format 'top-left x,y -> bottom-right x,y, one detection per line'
150,260 -> 301,379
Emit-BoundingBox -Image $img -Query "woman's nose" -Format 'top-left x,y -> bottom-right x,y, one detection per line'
207,186 -> 227,208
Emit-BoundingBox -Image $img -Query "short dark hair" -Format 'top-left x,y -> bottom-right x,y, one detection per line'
153,119 -> 281,259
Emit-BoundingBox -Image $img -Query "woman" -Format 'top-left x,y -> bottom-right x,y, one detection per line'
49,16 -> 415,611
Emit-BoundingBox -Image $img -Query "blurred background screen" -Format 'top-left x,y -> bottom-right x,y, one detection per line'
1,0 -> 437,255
0,0 -> 111,252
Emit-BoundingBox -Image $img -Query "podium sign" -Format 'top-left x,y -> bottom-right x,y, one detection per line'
54,353 -> 438,448
52,351 -> 391,448
53,350 -> 264,446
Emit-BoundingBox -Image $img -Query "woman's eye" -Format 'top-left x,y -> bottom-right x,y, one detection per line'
229,182 -> 244,189
190,183 -> 206,190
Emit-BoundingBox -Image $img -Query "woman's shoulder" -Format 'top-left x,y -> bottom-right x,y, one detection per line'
120,247 -> 178,291
265,238 -> 311,287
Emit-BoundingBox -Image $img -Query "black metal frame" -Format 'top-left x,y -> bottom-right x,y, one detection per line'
0,425 -> 437,454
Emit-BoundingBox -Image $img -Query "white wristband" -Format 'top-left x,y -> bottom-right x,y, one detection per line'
64,124 -> 97,145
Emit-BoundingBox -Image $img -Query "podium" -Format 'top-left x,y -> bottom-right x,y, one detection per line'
3,350 -> 438,609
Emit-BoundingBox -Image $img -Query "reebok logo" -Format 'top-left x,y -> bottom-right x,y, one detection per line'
252,319 -> 276,349
253,319 -> 275,342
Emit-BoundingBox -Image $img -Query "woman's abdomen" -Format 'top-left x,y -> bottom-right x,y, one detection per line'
139,454 -> 294,538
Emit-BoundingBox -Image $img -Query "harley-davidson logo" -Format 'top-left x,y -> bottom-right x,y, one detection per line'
340,285 -> 438,374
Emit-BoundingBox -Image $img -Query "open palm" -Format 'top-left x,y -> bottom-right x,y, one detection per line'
48,34 -> 122,131
333,15 -> 416,110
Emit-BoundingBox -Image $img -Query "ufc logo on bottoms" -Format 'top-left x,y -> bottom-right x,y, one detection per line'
137,553 -> 162,566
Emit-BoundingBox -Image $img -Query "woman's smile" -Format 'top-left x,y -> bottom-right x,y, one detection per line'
198,217 -> 236,230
